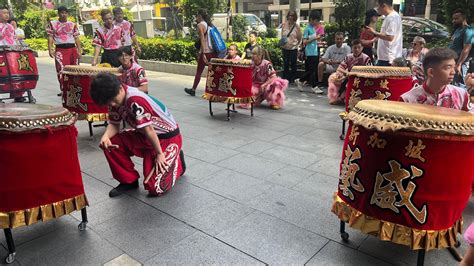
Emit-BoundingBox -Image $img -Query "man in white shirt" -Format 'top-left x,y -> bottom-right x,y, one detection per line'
366,0 -> 402,66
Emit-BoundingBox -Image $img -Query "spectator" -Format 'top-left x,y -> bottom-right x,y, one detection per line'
184,9 -> 216,96
117,46 -> 149,94
366,0 -> 402,66
280,10 -> 302,84
295,10 -> 321,93
403,36 -> 429,83
225,44 -> 241,60
327,39 -> 371,105
113,7 -> 141,59
242,32 -> 269,61
449,9 -> 473,88
314,16 -> 325,56
400,48 -> 471,111
9,18 -> 24,44
315,32 -> 351,91
360,9 -> 379,61
92,9 -> 124,67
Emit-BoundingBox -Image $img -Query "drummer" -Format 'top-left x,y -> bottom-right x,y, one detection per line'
90,73 -> 186,197
92,9 -> 124,67
117,46 -> 149,93
400,48 -> 471,111
0,8 -> 22,102
47,6 -> 82,97
113,7 -> 141,60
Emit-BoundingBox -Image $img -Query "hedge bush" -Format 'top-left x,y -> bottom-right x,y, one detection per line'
24,36 -> 284,69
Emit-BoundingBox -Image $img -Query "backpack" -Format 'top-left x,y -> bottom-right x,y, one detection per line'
208,26 -> 227,58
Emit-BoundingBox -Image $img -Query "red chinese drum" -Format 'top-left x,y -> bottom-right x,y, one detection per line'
0,46 -> 39,93
345,66 -> 414,112
61,65 -> 119,122
203,58 -> 253,103
0,103 -> 87,229
332,100 -> 474,250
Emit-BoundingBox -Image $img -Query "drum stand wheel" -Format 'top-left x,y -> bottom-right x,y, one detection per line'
3,228 -> 15,264
78,208 -> 88,231
339,220 -> 349,242
226,103 -> 237,121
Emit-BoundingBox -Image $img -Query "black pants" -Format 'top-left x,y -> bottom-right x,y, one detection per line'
362,47 -> 373,62
299,55 -> 319,87
282,49 -> 298,83
101,49 -> 121,67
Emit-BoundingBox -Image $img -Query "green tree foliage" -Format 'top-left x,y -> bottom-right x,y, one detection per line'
181,0 -> 226,28
231,15 -> 249,42
438,0 -> 474,31
19,8 -> 57,38
332,0 -> 366,42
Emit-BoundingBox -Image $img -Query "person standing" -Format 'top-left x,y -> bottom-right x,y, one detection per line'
113,7 -> 141,58
366,0 -> 402,66
47,6 -> 81,96
449,9 -> 473,88
360,9 -> 379,61
92,9 -> 124,67
280,10 -> 302,84
184,9 -> 216,96
295,10 -> 321,93
9,18 -> 24,45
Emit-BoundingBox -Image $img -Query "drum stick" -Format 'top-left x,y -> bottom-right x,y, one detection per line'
144,166 -> 156,183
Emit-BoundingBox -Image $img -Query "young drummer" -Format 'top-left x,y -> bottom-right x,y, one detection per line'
47,6 -> 81,96
225,44 -> 241,60
400,48 -> 471,111
113,7 -> 141,59
92,9 -> 124,67
90,73 -> 185,197
117,46 -> 148,93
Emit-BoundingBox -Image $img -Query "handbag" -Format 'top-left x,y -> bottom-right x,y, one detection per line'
279,23 -> 296,48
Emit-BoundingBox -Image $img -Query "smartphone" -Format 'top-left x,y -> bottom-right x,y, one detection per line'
108,144 -> 119,149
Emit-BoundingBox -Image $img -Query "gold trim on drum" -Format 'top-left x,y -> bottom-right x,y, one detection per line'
202,93 -> 255,104
348,66 -> 413,78
76,113 -> 108,122
332,194 -> 462,251
0,112 -> 76,132
0,194 -> 88,229
347,100 -> 474,135
61,65 -> 120,76
209,58 -> 253,68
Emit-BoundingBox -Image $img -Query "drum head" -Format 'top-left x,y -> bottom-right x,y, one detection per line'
62,65 -> 120,76
0,103 -> 75,132
347,100 -> 474,135
348,66 -> 412,78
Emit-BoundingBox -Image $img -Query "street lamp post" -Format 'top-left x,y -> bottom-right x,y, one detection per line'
424,0 -> 431,19
136,0 -> 141,20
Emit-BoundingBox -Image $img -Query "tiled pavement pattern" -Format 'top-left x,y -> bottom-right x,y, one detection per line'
1,57 -> 473,265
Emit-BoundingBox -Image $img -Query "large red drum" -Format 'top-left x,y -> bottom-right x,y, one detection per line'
203,58 -> 253,104
345,66 -> 414,112
332,100 -> 474,250
0,103 -> 87,229
61,65 -> 119,122
0,45 -> 39,93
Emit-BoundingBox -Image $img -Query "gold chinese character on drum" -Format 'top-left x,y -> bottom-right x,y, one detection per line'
332,100 -> 474,254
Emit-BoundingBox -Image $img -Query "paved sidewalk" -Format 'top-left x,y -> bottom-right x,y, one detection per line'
1,57 -> 472,265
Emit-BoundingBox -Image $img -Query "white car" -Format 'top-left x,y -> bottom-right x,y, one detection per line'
213,13 -> 267,38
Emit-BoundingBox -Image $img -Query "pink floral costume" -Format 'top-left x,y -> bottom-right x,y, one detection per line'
252,59 -> 288,108
119,62 -> 148,88
400,83 -> 471,111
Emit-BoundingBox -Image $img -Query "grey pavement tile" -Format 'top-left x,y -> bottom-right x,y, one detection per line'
247,186 -> 367,248
306,241 -> 391,265
181,159 -> 224,185
82,163 -> 119,187
146,180 -> 225,221
78,148 -> 110,171
183,138 -> 240,164
186,199 -> 255,236
316,142 -> 346,159
80,174 -> 113,205
263,165 -> 315,188
0,215 -> 79,247
145,231 -> 263,265
217,153 -> 285,179
179,122 -> 225,140
223,123 -> 287,142
282,124 -> 318,136
199,169 -> 275,203
217,211 -> 328,265
13,222 -> 123,265
105,254 -> 142,266
302,128 -> 344,145
236,140 -> 275,155
257,112 -> 320,127
358,236 -> 465,266
199,131 -> 256,149
306,156 -> 342,178
271,134 -> 327,154
234,116 -> 294,132
260,145 -> 322,168
95,204 -> 195,262
292,172 -> 340,197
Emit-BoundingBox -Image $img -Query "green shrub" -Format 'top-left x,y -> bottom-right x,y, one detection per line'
24,38 -> 48,51
231,15 -> 249,42
19,8 -> 57,38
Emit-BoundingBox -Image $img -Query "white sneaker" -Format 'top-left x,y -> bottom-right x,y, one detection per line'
311,86 -> 324,94
295,79 -> 304,91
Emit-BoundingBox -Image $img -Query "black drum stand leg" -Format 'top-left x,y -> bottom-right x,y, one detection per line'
339,120 -> 346,140
417,249 -> 425,266
251,103 -> 254,117
232,104 -> 236,112
227,103 -> 231,121
88,121 -> 93,139
209,101 -> 213,116
3,228 -> 16,264
27,90 -> 36,104
447,246 -> 463,262
339,220 -> 349,242
78,208 -> 88,231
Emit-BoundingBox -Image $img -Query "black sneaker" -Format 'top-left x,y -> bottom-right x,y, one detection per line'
184,88 -> 196,96
179,150 -> 186,176
109,180 -> 139,197
14,97 -> 26,103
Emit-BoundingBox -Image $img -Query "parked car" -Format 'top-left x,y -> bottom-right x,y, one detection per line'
212,13 -> 267,39
401,16 -> 449,43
